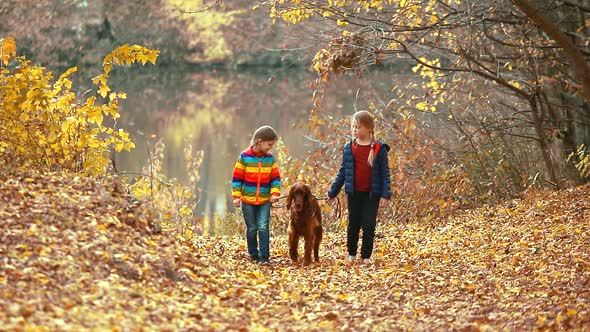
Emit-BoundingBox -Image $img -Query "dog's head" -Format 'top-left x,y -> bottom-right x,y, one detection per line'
286,182 -> 313,213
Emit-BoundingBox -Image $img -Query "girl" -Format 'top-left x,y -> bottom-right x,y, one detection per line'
232,125 -> 281,264
327,111 -> 391,264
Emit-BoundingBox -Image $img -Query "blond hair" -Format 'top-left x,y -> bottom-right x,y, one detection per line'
352,110 -> 376,167
251,125 -> 278,146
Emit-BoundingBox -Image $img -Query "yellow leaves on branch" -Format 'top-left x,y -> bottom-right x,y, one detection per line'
280,7 -> 313,24
0,38 -> 158,176
260,0 -> 447,26
92,44 -> 159,98
409,57 -> 447,112
411,56 -> 441,78
0,37 -> 16,66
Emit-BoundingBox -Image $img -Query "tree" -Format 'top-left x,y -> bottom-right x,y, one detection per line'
257,0 -> 590,188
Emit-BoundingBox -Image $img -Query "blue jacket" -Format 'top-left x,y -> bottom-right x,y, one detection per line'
328,140 -> 392,199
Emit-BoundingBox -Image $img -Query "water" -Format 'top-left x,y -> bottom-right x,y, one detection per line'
82,65 -> 403,220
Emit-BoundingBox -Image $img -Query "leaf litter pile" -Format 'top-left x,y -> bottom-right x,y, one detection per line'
1,171 -> 589,331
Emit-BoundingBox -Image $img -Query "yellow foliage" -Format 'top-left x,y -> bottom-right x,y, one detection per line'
164,0 -> 243,62
127,137 -> 202,236
570,144 -> 590,178
0,37 -> 16,66
0,38 -> 158,176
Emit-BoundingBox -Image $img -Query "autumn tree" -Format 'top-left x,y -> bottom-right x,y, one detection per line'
257,0 -> 590,192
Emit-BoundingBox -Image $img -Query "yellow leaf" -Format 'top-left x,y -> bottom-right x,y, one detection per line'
292,310 -> 304,321
114,142 -> 125,152
86,96 -> 97,106
98,84 -> 111,98
556,313 -> 564,323
510,81 -> 522,89
183,228 -> 193,239
137,53 -> 150,65
147,51 -> 159,64
88,140 -> 101,148
97,280 -> 110,288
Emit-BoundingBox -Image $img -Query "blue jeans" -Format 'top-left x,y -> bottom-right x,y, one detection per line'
241,202 -> 271,261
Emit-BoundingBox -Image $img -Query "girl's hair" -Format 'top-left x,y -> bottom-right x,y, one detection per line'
251,125 -> 278,146
352,110 -> 376,167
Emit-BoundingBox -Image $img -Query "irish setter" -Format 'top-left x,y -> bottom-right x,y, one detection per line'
286,183 -> 323,266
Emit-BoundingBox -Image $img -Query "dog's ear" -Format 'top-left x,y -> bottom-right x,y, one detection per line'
286,185 -> 294,210
305,184 -> 314,206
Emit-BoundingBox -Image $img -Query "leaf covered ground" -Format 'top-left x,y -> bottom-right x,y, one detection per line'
1,172 -> 589,331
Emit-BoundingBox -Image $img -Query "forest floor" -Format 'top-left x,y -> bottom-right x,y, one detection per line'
1,171 -> 589,331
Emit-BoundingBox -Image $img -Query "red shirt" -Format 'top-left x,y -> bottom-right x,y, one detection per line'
352,143 -> 372,192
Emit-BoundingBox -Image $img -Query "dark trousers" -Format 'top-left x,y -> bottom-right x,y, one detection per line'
347,192 -> 380,259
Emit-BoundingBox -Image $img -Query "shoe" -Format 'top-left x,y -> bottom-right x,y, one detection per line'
259,258 -> 270,265
347,255 -> 355,262
250,255 -> 259,262
362,258 -> 372,264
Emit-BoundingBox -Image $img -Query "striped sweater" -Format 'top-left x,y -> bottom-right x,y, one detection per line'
232,147 -> 281,205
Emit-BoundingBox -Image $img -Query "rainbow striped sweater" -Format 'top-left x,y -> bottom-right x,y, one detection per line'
232,147 -> 281,205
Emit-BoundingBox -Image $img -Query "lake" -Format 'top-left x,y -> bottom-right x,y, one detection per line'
77,64 -> 406,223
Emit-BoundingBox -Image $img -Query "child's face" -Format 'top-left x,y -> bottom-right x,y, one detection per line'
255,139 -> 276,154
351,120 -> 371,140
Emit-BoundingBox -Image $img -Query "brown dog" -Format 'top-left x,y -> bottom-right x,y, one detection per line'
286,183 -> 323,266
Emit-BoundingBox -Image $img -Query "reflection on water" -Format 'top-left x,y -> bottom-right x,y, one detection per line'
87,65 -> 402,222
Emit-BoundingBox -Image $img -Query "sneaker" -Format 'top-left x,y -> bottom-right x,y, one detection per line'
362,258 -> 373,264
347,255 -> 356,262
249,255 -> 259,262
259,257 -> 270,265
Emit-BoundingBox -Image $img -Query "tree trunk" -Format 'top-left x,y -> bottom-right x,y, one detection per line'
529,97 -> 560,188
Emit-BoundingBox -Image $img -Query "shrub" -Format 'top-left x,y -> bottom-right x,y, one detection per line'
0,37 -> 159,176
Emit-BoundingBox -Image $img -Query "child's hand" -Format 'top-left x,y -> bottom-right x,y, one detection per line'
270,196 -> 280,204
379,197 -> 389,209
233,198 -> 241,208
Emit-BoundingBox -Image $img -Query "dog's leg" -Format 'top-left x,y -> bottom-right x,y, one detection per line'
289,231 -> 299,263
314,223 -> 322,263
303,232 -> 313,266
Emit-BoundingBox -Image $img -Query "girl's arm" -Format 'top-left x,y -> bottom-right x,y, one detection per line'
328,147 -> 346,198
231,156 -> 246,200
379,147 -> 392,200
269,159 -> 281,200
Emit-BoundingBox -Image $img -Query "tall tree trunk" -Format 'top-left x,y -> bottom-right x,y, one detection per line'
529,97 -> 560,188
